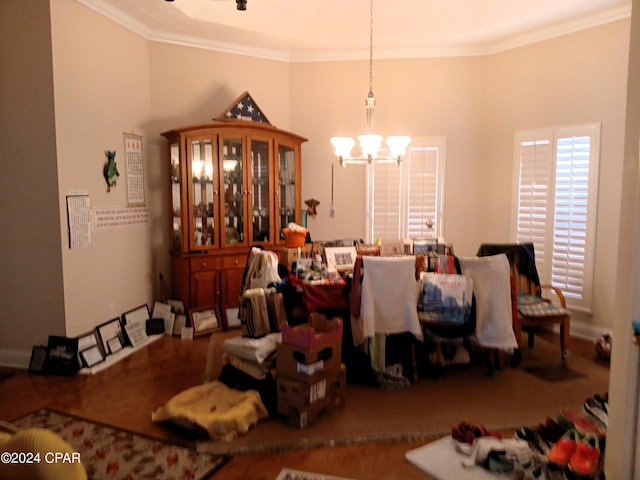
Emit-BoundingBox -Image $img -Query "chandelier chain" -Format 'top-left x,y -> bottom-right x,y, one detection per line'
369,0 -> 373,96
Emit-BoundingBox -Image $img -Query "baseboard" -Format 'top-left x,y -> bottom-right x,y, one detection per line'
0,348 -> 31,369
0,319 -> 608,370
544,318 -> 611,342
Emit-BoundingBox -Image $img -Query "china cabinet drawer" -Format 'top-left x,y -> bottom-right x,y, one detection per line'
190,257 -> 220,272
222,255 -> 245,269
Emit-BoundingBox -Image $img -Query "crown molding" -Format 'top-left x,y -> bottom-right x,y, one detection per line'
76,0 -> 631,63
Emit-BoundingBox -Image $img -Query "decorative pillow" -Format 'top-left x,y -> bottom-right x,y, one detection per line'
151,381 -> 268,441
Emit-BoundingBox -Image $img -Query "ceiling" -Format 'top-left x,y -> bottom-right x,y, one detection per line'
78,0 -> 631,62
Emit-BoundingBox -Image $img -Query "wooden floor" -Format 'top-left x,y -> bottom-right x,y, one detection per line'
0,330 -> 609,480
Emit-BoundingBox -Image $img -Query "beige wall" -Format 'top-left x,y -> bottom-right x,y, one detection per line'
0,0 -> 631,362
0,0 -> 65,356
483,20 -> 629,336
291,57 -> 487,257
50,0 -> 154,337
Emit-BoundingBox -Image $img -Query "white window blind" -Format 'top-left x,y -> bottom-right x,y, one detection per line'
366,138 -> 446,243
512,124 -> 600,313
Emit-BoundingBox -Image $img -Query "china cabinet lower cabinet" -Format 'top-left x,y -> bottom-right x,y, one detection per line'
162,103 -> 306,329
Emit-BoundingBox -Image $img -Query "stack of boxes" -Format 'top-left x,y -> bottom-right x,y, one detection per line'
276,313 -> 346,427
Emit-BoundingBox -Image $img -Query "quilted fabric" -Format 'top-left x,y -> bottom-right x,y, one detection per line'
151,381 -> 268,441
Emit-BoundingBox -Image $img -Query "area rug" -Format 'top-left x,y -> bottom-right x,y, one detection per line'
522,365 -> 588,382
12,408 -> 228,480
196,338 -> 609,456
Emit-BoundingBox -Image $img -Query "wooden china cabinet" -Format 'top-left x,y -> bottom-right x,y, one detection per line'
161,93 -> 307,328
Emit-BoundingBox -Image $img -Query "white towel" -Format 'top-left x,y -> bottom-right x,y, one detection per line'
458,255 -> 518,350
360,256 -> 422,340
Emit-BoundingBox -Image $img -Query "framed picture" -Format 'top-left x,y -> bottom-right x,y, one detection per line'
29,345 -> 49,374
325,246 -> 357,272
107,336 -> 123,354
412,238 -> 438,256
167,299 -> 185,314
95,317 -> 125,356
45,336 -> 80,376
189,305 -> 221,336
122,304 -> 150,325
172,313 -> 187,337
124,320 -> 149,347
381,240 -> 404,257
79,345 -> 104,368
224,306 -> 242,330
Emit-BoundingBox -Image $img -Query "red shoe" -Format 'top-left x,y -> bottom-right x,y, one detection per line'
546,429 -> 578,467
451,422 -> 487,444
569,434 -> 601,476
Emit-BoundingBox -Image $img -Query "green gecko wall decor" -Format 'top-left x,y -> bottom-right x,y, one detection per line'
103,150 -> 119,192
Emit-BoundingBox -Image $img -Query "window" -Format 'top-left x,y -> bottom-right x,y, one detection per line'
366,137 -> 446,244
512,124 -> 601,313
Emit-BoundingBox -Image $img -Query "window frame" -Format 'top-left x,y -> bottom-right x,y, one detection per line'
511,123 -> 601,314
365,136 -> 446,244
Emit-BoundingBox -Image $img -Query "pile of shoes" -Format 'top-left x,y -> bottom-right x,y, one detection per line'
512,392 -> 608,479
452,421 -> 532,475
546,429 -> 601,478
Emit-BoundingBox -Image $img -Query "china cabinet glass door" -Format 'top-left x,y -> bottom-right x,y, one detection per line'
250,137 -> 272,243
170,142 -> 184,250
221,136 -> 245,247
188,136 -> 217,250
277,142 -> 298,240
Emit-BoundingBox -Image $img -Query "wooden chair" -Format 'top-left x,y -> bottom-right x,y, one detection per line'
477,243 -> 570,365
512,262 -> 571,365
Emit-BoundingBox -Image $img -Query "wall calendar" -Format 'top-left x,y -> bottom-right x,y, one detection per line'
124,132 -> 145,206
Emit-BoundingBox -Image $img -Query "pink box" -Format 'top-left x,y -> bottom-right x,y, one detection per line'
281,314 -> 343,349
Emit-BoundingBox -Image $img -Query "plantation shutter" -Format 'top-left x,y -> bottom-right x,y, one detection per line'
512,124 -> 600,313
366,138 -> 445,243
406,147 -> 440,238
551,131 -> 597,309
370,162 -> 402,242
514,134 -> 553,284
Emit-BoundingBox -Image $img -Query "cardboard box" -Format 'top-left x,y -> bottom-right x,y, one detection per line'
279,245 -> 313,269
281,314 -> 343,349
276,337 -> 342,381
277,365 -> 346,428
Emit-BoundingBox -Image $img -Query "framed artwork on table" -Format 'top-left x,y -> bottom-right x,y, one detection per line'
189,305 -> 222,337
325,246 -> 357,272
412,238 -> 438,256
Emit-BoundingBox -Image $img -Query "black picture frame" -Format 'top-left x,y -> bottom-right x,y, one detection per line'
121,304 -> 150,326
121,304 -> 151,346
95,317 -> 125,356
45,335 -> 80,376
28,345 -> 49,374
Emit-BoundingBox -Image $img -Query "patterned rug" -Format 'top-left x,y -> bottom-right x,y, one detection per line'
12,409 -> 228,480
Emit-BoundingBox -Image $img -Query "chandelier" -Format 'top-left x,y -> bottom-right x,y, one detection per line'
330,0 -> 411,167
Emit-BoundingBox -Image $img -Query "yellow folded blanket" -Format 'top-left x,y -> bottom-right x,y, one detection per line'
151,381 -> 268,441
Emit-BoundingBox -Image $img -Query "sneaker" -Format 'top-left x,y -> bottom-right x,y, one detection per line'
546,429 -> 579,467
584,398 -> 608,428
569,434 -> 601,476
